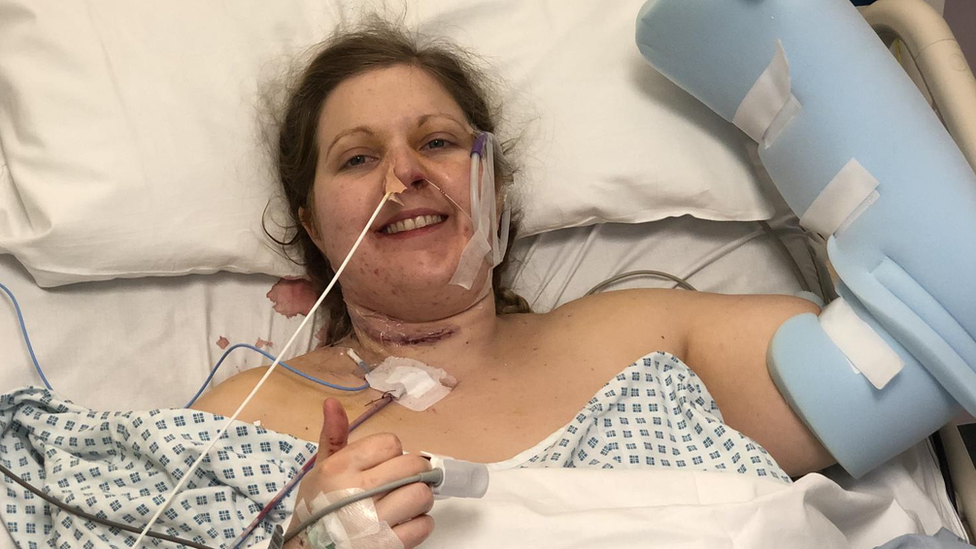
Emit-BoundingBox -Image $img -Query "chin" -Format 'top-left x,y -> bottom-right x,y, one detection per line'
360,273 -> 493,322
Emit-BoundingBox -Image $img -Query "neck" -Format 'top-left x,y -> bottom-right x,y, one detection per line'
343,292 -> 500,374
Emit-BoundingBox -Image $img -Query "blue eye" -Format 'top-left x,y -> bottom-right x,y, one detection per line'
425,138 -> 448,150
344,155 -> 367,168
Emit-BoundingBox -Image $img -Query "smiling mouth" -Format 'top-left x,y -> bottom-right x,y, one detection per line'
380,214 -> 447,235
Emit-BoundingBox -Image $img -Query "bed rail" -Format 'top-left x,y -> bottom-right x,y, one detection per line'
860,1 -> 976,537
861,0 -> 976,173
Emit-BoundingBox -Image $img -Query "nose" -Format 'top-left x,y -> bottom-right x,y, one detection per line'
390,147 -> 429,190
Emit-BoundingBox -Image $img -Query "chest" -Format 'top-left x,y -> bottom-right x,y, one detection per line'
275,348 -> 665,463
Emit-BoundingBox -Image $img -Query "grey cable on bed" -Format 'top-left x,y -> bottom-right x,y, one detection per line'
0,462 -> 215,549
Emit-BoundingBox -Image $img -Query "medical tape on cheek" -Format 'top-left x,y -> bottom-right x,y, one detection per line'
448,230 -> 491,290
448,133 -> 503,290
423,177 -> 489,293
295,489 -> 403,549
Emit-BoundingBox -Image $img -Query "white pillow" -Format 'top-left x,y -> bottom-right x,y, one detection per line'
0,0 -> 775,287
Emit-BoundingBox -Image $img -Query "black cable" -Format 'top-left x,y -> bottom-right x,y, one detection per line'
0,462 -> 215,549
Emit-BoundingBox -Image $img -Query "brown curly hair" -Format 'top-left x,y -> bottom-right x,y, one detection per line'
266,17 -> 530,345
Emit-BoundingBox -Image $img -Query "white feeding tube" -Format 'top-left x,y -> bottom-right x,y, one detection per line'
133,193 -> 394,548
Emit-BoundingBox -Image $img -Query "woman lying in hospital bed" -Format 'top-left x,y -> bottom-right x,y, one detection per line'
4,3 -> 968,547
190,20 -> 831,547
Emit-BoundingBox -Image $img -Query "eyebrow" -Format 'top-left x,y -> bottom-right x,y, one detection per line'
325,127 -> 374,159
418,113 -> 468,130
324,113 -> 470,159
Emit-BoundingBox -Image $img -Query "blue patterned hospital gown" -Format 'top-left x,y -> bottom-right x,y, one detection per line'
511,351 -> 788,482
0,351 -> 787,548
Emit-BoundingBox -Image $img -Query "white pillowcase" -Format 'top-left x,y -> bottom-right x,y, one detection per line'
0,0 -> 775,287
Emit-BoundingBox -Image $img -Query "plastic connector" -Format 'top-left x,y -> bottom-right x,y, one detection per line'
425,456 -> 490,498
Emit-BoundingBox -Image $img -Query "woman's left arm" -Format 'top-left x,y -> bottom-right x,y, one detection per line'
678,292 -> 834,477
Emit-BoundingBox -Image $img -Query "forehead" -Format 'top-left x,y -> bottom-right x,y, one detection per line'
317,64 -> 469,141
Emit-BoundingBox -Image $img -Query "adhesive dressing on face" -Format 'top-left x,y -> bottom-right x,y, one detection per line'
365,356 -> 457,411
446,132 -> 510,291
383,162 -> 407,205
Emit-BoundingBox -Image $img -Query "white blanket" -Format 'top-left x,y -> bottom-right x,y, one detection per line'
427,466 -> 953,548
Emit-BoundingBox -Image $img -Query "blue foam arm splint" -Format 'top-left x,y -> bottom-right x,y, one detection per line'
636,0 -> 976,477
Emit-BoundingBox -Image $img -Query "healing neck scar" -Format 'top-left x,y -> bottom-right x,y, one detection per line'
351,313 -> 459,347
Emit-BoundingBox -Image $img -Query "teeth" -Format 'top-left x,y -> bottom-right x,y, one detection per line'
382,214 -> 445,235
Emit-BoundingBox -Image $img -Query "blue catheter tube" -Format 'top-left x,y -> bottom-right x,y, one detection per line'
0,281 -> 51,391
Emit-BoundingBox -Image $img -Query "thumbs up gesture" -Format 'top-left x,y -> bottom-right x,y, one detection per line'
285,398 -> 435,548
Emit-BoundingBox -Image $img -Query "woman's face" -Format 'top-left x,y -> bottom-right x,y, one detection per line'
304,64 -> 489,322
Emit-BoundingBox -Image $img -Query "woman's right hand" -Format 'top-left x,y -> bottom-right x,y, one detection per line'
286,398 -> 435,548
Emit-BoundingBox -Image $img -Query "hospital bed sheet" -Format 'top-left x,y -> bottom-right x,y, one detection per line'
0,254 -> 318,411
428,451 -> 959,549
506,211 -> 822,313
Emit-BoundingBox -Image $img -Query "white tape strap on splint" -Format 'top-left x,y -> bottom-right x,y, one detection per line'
819,297 -> 905,390
800,158 -> 880,237
733,41 -> 798,144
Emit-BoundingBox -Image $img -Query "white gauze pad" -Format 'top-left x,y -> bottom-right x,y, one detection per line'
365,357 -> 457,411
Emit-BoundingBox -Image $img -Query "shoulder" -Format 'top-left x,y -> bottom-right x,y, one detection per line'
190,366 -> 278,420
545,287 -> 697,333
549,288 -> 689,317
531,288 -> 819,360
551,288 -> 819,326
526,288 -> 694,359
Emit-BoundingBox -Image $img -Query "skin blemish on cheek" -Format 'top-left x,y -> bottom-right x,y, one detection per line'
373,268 -> 380,276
